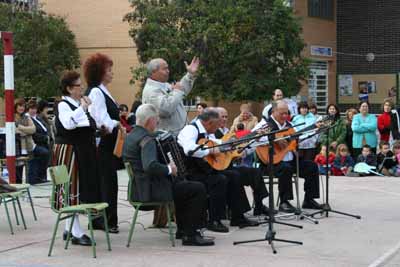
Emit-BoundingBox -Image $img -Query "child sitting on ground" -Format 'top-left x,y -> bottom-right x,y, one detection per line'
377,141 -> 396,176
356,144 -> 377,166
314,145 -> 336,175
332,144 -> 354,176
391,141 -> 400,177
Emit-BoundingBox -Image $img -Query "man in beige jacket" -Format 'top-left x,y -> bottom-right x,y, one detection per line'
142,57 -> 200,135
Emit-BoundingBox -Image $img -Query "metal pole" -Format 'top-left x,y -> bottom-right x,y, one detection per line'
1,32 -> 16,184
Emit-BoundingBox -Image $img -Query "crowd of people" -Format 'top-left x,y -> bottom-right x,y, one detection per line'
1,53 -> 399,249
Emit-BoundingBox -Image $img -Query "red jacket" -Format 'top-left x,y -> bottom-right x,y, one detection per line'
235,129 -> 251,139
120,116 -> 132,133
377,112 -> 391,142
314,152 -> 335,166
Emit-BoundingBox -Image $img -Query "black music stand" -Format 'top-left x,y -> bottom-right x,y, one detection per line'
309,122 -> 361,220
233,130 -> 302,254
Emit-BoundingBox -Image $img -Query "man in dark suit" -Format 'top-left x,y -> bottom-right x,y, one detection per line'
123,104 -> 214,246
26,100 -> 50,184
253,100 -> 322,213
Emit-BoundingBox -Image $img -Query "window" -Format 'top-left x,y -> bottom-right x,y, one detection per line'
183,96 -> 201,111
284,0 -> 295,8
308,61 -> 328,114
308,0 -> 334,20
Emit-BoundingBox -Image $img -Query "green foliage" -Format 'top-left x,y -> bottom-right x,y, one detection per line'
125,0 -> 309,101
0,4 -> 80,98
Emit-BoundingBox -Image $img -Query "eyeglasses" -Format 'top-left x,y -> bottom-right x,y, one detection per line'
72,84 -> 81,88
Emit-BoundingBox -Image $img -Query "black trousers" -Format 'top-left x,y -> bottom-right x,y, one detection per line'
222,166 -> 269,220
272,160 -> 320,202
173,180 -> 207,236
98,132 -> 119,227
188,172 -> 228,222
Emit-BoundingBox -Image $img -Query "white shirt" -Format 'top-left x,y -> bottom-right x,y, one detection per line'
178,120 -> 220,158
58,96 -> 90,129
87,84 -> 119,132
262,104 -> 273,119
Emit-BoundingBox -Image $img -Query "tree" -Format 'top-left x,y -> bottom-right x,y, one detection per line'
124,0 -> 309,101
0,3 -> 80,98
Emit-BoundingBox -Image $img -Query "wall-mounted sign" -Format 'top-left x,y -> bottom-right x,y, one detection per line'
310,46 -> 333,57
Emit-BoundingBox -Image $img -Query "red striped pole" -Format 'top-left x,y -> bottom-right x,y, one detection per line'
1,32 -> 16,184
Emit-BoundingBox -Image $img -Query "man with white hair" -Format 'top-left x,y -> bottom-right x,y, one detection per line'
122,104 -> 214,246
253,100 -> 322,213
142,57 -> 200,135
214,107 -> 229,138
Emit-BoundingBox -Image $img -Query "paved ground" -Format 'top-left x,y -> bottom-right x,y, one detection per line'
1,170 -> 400,267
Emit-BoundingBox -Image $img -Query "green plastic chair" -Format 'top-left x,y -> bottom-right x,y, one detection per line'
124,162 -> 175,247
10,183 -> 37,221
47,165 -> 111,258
0,190 -> 27,234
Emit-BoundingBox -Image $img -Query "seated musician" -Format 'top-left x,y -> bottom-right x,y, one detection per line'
252,100 -> 323,213
215,107 -> 271,217
214,107 -> 229,138
178,108 -> 260,232
122,104 -> 214,246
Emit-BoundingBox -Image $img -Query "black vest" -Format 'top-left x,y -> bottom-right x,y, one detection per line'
183,122 -> 214,175
55,100 -> 96,145
85,86 -> 120,121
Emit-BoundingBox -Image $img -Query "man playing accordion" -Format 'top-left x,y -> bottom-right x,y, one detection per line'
122,104 -> 214,246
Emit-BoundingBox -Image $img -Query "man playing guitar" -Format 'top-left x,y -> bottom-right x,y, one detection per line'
253,100 -> 323,213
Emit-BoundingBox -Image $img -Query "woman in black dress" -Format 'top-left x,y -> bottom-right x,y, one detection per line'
53,70 -> 101,245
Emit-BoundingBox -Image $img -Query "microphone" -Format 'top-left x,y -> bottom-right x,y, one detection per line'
188,143 -> 205,156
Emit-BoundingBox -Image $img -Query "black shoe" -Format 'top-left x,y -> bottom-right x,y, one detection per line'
207,221 -> 229,233
302,199 -> 324,210
253,205 -> 278,216
71,234 -> 93,246
63,230 -> 71,241
108,226 -> 119,234
182,233 -> 215,246
175,229 -> 184,240
91,224 -> 119,234
230,217 -> 259,228
279,201 -> 296,213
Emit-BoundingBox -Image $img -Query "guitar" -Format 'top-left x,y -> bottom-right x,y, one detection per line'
199,126 -> 271,170
198,133 -> 243,171
256,117 -> 334,165
256,128 -> 297,165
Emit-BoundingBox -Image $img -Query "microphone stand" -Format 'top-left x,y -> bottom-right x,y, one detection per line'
233,128 -> 302,254
308,121 -> 361,220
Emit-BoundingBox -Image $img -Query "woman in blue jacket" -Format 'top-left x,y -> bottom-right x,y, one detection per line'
291,102 -> 318,161
351,101 -> 378,156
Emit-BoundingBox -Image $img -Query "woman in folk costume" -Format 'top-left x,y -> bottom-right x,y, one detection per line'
85,53 -> 121,233
53,70 -> 101,246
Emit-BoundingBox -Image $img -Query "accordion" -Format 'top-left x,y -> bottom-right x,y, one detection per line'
155,131 -> 187,180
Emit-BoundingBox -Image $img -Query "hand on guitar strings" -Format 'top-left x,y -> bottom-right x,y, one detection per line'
275,139 -> 289,150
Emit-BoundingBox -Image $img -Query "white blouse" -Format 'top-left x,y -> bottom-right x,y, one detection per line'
58,96 -> 90,130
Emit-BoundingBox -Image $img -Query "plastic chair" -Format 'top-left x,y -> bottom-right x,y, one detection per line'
10,183 -> 37,221
47,165 -> 111,258
124,162 -> 175,247
0,190 -> 27,234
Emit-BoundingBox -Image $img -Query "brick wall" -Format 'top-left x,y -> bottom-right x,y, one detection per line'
337,0 -> 400,74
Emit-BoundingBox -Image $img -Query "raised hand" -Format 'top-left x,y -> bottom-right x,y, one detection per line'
171,82 -> 183,91
184,56 -> 200,75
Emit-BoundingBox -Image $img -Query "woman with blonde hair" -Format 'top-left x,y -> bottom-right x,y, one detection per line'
230,103 -> 258,132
